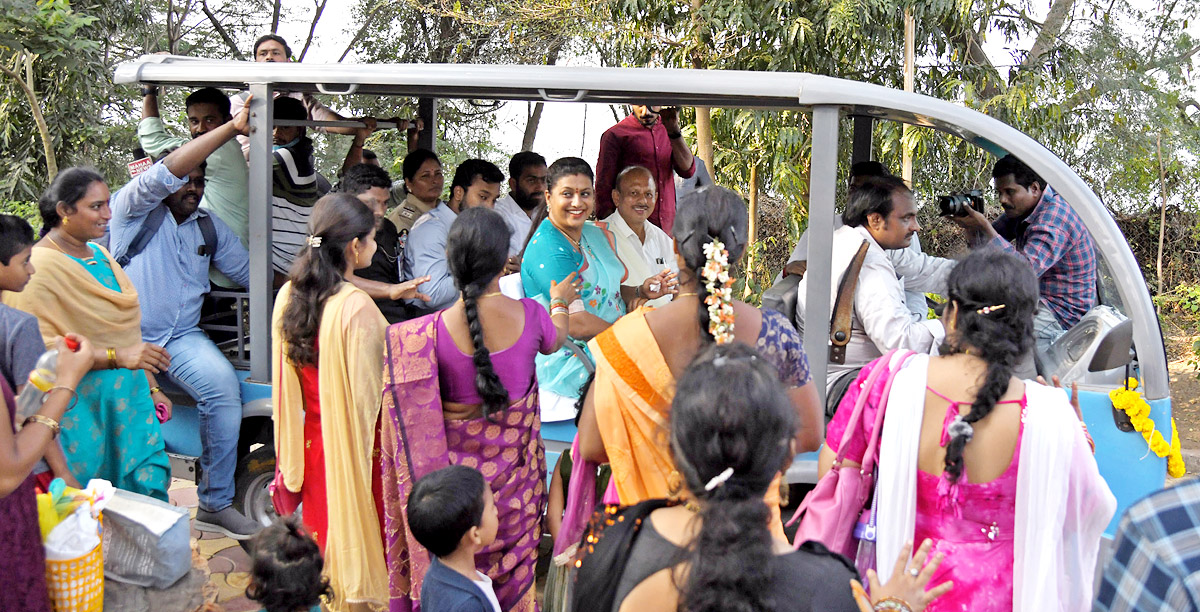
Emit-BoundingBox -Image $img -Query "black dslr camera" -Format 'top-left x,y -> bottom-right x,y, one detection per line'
937,190 -> 985,217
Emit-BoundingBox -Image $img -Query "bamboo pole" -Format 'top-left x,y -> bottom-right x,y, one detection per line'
902,9 -> 915,185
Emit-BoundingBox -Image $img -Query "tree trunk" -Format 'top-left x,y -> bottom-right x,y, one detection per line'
519,41 -> 563,151
743,164 -> 759,297
201,0 -> 245,60
0,54 -> 57,178
690,0 -> 713,170
1155,134 -> 1169,293
298,0 -> 329,62
271,0 -> 282,34
522,102 -> 544,151
1023,0 -> 1075,68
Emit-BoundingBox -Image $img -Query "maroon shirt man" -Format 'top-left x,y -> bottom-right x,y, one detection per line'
595,105 -> 696,234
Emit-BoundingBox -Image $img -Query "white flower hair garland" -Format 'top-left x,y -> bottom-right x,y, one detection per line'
701,237 -> 735,344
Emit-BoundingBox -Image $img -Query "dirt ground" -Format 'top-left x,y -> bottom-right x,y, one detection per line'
1162,313 -> 1200,451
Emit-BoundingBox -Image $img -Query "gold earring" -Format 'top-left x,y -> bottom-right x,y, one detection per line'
666,470 -> 683,499
62,217 -> 70,227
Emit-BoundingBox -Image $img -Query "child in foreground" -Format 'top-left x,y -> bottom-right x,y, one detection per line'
245,515 -> 331,612
408,465 -> 501,612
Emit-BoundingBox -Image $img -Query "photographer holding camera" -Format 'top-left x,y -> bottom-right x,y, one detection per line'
950,154 -> 1097,354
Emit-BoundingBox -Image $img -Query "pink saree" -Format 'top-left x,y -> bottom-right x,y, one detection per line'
380,313 -> 547,612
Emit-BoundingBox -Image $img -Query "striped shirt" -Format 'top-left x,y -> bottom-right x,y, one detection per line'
1095,479 -> 1200,611
990,185 -> 1097,328
271,137 -> 319,275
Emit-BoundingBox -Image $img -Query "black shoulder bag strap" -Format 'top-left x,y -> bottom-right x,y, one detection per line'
116,204 -> 169,267
196,213 -> 218,257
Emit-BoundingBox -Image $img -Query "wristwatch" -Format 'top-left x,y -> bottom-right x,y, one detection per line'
141,85 -> 160,97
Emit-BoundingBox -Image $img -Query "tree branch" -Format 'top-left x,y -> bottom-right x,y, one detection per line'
271,0 -> 281,34
338,2 -> 386,62
297,0 -> 328,62
1022,0 -> 1075,68
200,0 -> 245,60
0,54 -> 57,178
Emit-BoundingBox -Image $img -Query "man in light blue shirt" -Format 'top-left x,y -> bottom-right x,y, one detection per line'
109,99 -> 259,540
402,159 -> 503,314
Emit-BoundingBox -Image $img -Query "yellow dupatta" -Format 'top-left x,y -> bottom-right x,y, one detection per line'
3,245 -> 143,348
272,282 -> 388,611
588,307 -> 677,505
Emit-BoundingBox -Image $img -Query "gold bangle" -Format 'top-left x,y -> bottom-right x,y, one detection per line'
148,386 -> 162,395
107,347 -> 118,369
23,414 -> 61,438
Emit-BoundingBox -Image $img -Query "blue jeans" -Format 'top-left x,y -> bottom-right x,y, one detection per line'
163,329 -> 243,511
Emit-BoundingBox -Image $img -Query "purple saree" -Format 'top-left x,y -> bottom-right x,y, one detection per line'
380,313 -> 547,612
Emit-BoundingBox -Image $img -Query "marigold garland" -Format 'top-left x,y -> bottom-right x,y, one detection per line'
1110,378 -> 1186,478
700,238 -> 735,344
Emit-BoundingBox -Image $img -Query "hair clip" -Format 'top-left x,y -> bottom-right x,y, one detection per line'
306,235 -> 323,248
704,467 -> 734,491
975,304 -> 1006,315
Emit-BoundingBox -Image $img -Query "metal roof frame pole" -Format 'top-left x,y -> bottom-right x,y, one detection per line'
851,115 -> 873,167
247,82 -> 275,382
805,105 -> 840,409
418,97 -> 437,152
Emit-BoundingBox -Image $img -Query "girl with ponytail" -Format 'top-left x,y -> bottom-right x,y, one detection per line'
379,207 -> 578,612
821,248 -> 1114,612
271,193 -> 390,611
574,343 -> 945,612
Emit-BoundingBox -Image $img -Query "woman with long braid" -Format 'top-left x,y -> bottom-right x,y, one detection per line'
380,207 -> 578,612
820,249 -> 1114,611
569,186 -> 823,546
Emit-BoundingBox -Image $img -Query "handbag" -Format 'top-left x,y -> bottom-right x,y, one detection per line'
788,349 -> 913,557
270,468 -> 302,517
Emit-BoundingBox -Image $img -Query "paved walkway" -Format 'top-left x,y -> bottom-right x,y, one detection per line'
168,479 -> 257,612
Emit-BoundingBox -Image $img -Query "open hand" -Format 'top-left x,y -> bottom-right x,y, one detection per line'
857,539 -> 952,612
390,276 -> 431,302
117,342 -> 171,373
504,255 -> 522,276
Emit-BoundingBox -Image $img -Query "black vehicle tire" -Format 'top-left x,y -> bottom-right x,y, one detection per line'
233,444 -> 278,552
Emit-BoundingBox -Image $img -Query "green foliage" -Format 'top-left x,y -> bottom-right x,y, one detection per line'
0,200 -> 40,229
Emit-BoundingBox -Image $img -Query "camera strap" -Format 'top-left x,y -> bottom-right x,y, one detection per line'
829,239 -> 869,365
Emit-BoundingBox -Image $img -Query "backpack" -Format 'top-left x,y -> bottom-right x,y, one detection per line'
113,204 -> 218,267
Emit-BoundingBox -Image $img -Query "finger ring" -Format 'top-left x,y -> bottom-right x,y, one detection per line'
908,568 -> 919,578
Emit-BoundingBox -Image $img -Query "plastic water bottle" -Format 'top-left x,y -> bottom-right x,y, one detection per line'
15,337 -> 81,420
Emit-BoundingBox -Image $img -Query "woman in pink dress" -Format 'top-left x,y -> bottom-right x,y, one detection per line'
821,249 -> 1115,611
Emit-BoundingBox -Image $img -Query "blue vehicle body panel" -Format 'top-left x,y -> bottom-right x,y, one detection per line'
161,369 -> 271,458
542,420 -> 577,481
1078,388 -> 1169,534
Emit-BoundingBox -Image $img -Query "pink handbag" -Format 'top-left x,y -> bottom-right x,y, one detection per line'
270,468 -> 302,517
788,349 -> 912,557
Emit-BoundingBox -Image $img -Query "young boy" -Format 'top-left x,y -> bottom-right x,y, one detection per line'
408,465 -> 501,612
0,214 -> 78,487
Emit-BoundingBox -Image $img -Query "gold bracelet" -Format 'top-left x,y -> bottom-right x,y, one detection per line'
23,414 -> 61,438
107,347 -> 118,369
148,386 -> 162,395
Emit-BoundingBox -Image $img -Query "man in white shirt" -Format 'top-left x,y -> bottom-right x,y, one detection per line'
493,151 -> 547,269
785,161 -> 931,320
796,175 -> 955,392
604,166 -> 679,307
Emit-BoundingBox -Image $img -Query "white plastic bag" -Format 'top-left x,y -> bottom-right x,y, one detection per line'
43,479 -> 113,560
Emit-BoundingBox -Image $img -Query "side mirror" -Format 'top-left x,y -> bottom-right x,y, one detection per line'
1088,318 -> 1133,372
